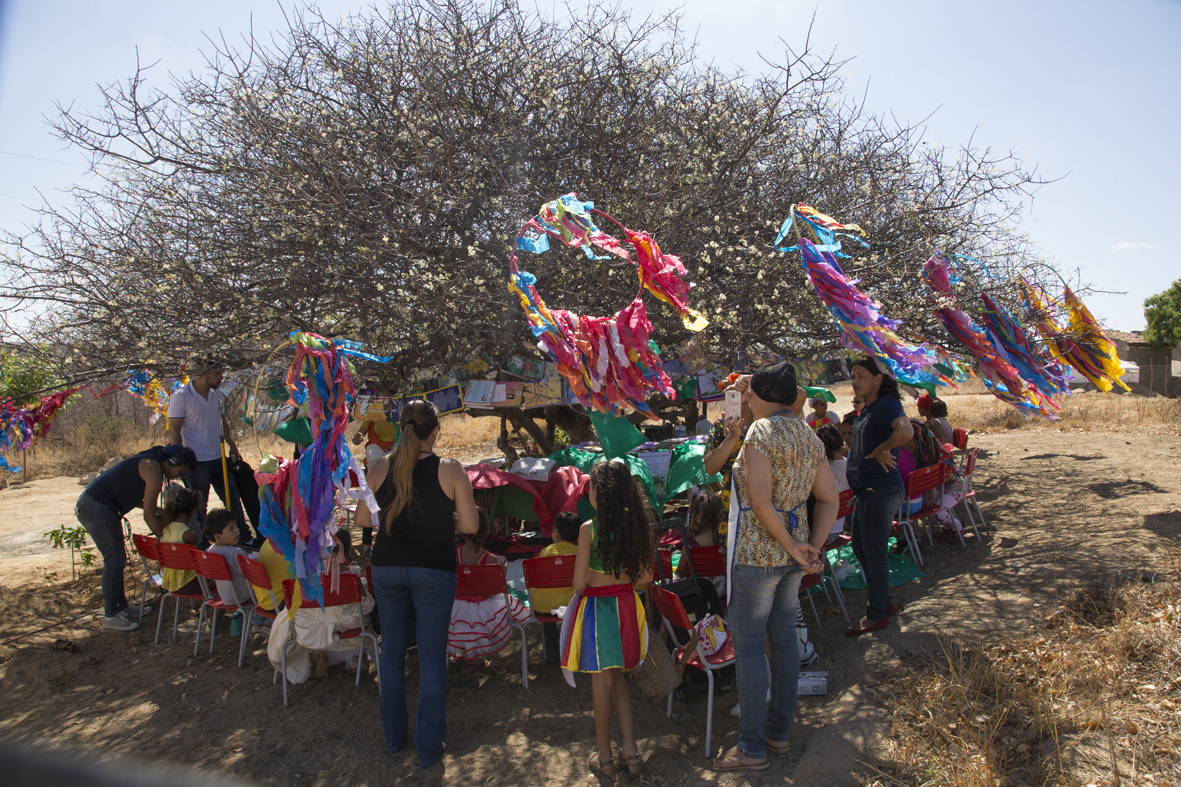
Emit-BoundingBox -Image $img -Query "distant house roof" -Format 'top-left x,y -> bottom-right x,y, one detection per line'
1107,329 -> 1149,346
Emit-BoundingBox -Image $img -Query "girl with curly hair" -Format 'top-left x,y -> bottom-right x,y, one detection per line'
563,460 -> 655,777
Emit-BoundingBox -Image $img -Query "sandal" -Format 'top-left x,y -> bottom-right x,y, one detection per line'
588,752 -> 616,777
764,738 -> 790,755
622,753 -> 643,775
713,749 -> 770,772
845,617 -> 890,637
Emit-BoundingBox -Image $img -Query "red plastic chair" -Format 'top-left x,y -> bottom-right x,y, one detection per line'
278,573 -> 380,706
683,546 -> 725,579
951,427 -> 969,452
957,448 -> 986,540
237,554 -> 284,676
651,549 -> 675,583
893,464 -> 947,566
455,562 -> 530,688
190,550 -> 257,665
521,555 -> 576,624
836,489 -> 855,521
130,534 -> 163,626
154,542 -> 206,645
650,584 -> 734,760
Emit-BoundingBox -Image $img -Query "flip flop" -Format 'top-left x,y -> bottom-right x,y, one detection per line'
712,751 -> 770,772
845,617 -> 890,637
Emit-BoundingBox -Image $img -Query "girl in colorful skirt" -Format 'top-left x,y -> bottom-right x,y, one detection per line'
563,460 -> 655,777
447,511 -> 530,672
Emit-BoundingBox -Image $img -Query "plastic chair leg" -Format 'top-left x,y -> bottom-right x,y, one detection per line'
172,596 -> 183,640
138,582 -> 149,624
209,608 -> 218,655
238,608 -> 254,667
194,605 -> 206,657
703,668 -> 715,760
805,590 -> 821,628
518,625 -> 529,689
155,596 -> 167,645
971,495 -> 988,530
824,563 -> 851,628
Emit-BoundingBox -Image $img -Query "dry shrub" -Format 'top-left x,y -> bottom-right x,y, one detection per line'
883,552 -> 1181,786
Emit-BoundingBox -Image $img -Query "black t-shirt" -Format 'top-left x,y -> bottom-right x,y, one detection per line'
847,396 -> 906,492
370,454 -> 458,573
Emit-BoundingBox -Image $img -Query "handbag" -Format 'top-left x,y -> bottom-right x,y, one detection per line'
630,624 -> 684,697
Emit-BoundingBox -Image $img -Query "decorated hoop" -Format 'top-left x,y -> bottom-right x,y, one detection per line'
508,193 -> 707,416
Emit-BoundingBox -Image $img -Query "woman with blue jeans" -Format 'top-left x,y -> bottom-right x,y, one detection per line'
357,400 -> 479,769
75,445 -> 196,631
845,358 -> 914,636
715,362 -> 839,772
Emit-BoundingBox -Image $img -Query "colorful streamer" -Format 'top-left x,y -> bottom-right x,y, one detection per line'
794,234 -> 943,387
256,331 -> 379,604
923,253 -> 1058,418
979,293 -> 1070,398
772,203 -> 870,258
1023,282 -> 1130,393
509,194 -> 706,415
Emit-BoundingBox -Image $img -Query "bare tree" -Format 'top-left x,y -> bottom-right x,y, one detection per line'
1,0 -> 1055,397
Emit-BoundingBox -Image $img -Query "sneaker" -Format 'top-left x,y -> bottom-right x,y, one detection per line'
800,650 -> 820,668
125,603 -> 152,618
102,610 -> 140,631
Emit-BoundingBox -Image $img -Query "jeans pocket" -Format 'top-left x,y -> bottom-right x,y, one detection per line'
416,567 -> 445,586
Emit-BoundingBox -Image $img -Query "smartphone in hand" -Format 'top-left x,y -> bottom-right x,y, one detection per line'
724,389 -> 742,422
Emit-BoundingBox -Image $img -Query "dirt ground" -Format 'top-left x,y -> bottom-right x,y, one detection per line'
0,427 -> 1179,786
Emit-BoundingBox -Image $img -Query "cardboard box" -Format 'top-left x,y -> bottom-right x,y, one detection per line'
797,671 -> 829,696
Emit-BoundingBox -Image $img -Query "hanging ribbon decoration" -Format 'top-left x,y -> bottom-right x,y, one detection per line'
774,204 -> 943,387
0,382 -> 126,472
922,253 -> 1059,418
979,292 -> 1071,399
1023,281 -> 1130,393
509,193 -> 707,415
254,331 -> 380,604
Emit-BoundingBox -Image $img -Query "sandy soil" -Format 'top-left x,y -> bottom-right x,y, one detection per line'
0,428 -> 1178,786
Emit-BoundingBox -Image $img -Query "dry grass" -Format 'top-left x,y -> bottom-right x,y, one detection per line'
881,552 -> 1181,786
945,386 -> 1181,435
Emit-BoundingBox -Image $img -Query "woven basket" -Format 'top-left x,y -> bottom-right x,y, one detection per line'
630,625 -> 683,697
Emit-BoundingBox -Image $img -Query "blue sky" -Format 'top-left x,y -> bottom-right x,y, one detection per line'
1,0 -> 1177,331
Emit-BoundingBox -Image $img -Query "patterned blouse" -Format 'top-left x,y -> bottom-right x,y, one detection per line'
732,414 -> 825,569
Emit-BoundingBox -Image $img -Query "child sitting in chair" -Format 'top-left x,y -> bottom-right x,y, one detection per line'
204,508 -> 255,606
159,486 -> 202,595
530,511 -> 580,616
268,529 -> 376,682
447,511 -> 530,673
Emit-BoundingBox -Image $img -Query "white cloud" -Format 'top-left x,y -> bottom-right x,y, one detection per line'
1109,241 -> 1156,252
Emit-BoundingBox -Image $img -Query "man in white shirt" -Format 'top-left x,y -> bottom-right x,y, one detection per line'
167,358 -> 255,546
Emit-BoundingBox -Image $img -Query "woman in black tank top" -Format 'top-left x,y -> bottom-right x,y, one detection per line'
75,445 -> 196,630
355,400 -> 479,768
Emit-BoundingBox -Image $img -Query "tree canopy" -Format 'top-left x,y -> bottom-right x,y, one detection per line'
1144,278 -> 1181,351
1,0 -> 1057,388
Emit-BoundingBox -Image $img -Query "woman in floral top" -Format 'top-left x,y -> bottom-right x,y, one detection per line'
713,362 -> 839,773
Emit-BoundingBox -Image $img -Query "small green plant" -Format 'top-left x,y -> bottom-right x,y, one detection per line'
45,524 -> 96,580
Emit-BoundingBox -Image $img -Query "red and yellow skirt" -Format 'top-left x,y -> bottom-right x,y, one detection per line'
561,583 -> 647,673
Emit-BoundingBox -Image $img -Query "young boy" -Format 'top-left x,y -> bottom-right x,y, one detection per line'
204,508 -> 255,606
533,511 -> 582,663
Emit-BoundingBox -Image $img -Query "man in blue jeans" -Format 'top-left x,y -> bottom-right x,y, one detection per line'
846,358 -> 914,636
167,358 -> 256,546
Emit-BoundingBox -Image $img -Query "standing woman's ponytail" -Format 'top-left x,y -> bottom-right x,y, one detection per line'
383,400 -> 441,531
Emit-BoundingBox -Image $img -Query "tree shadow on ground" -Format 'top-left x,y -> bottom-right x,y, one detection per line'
1087,480 -> 1169,500
1142,510 -> 1181,540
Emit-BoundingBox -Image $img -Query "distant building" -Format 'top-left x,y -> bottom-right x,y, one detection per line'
1108,330 -> 1181,397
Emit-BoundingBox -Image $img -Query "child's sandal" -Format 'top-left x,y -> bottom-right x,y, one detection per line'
588,752 -> 616,777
